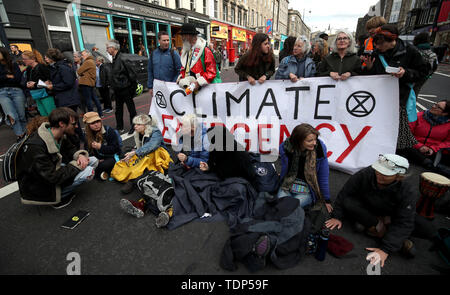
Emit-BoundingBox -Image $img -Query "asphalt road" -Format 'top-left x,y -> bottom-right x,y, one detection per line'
0,64 -> 449,275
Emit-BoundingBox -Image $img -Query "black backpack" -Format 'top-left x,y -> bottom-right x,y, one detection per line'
2,135 -> 29,183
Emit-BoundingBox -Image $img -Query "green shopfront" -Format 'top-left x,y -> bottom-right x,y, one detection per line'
72,0 -> 185,58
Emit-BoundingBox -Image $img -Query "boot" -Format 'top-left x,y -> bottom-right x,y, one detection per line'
155,207 -> 173,228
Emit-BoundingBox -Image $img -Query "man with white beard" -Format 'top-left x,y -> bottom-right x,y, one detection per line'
177,23 -> 218,93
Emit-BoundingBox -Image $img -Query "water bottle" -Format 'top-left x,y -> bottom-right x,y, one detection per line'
315,226 -> 330,261
185,83 -> 196,95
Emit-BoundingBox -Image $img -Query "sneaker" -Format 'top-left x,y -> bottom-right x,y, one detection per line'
127,128 -> 134,135
104,108 -> 113,114
120,198 -> 145,218
155,211 -> 171,228
100,172 -> 109,181
121,182 -> 135,194
52,194 -> 76,209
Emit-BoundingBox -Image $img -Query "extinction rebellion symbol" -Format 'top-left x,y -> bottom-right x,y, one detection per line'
155,91 -> 167,109
346,91 -> 376,117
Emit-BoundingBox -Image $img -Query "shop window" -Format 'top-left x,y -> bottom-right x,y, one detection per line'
131,20 -> 145,56
113,17 -> 130,53
428,7 -> 437,24
81,24 -> 109,57
159,24 -> 169,34
45,8 -> 67,27
49,31 -> 73,53
146,22 -> 157,52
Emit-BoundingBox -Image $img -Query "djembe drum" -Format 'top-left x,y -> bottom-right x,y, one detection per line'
416,172 -> 450,219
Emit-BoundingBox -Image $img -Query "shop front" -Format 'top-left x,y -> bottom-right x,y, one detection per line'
211,21 -> 228,52
72,0 -> 185,57
229,27 -> 246,65
246,29 -> 256,51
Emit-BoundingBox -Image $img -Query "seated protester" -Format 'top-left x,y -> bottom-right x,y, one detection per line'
83,112 -> 122,181
199,125 -> 257,184
278,123 -> 332,211
175,113 -> 209,169
317,30 -> 361,80
326,154 -> 436,267
407,100 -> 450,177
275,36 -> 316,81
16,107 -> 98,209
111,114 -> 171,194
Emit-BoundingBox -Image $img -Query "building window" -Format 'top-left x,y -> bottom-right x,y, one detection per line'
190,0 -> 195,11
44,8 -> 68,27
175,0 -> 180,9
237,9 -> 241,26
428,7 -> 437,24
214,0 -> 218,18
389,0 -> 402,23
223,3 -> 228,21
203,0 -> 207,14
231,6 -> 235,23
243,11 -> 247,27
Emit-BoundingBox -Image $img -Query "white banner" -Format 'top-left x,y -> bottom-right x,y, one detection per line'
149,75 -> 399,174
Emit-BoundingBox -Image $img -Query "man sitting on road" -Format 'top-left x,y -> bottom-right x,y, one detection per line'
16,107 -> 98,209
325,154 -> 436,267
147,31 -> 182,99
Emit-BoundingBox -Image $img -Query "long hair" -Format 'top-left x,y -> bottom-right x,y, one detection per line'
85,122 -> 104,152
26,116 -> 49,135
244,33 -> 273,67
0,47 -> 14,73
22,49 -> 46,65
289,123 -> 320,151
280,36 -> 297,57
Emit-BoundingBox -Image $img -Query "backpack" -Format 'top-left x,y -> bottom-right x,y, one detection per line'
2,134 -> 30,183
136,170 -> 175,214
248,153 -> 279,194
419,49 -> 438,78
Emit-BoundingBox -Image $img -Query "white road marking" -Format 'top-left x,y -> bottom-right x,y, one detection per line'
417,96 -> 437,104
416,102 -> 427,110
435,72 -> 450,78
418,94 -> 437,98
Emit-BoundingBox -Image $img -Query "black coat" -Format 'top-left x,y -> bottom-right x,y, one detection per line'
331,166 -> 417,254
0,62 -> 23,88
317,51 -> 362,77
49,60 -> 80,107
99,62 -> 112,88
17,123 -> 88,205
111,52 -> 137,90
24,64 -> 51,88
362,38 -> 428,107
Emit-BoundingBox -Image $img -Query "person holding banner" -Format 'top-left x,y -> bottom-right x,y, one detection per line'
361,24 -> 428,150
326,154 -> 436,267
275,36 -> 316,81
234,33 -> 275,85
317,30 -> 361,81
277,124 -> 332,211
177,23 -> 218,93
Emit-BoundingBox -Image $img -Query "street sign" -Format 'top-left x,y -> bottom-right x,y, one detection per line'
266,19 -> 273,34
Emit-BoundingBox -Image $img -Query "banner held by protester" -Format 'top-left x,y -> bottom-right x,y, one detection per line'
150,75 -> 399,174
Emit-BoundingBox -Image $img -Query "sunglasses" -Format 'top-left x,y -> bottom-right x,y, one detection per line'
378,154 -> 408,170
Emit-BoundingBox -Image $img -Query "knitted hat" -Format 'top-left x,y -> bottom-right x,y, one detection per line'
132,114 -> 152,126
83,112 -> 101,124
327,234 -> 354,258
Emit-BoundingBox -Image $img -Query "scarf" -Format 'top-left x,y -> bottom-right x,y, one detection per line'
423,110 -> 449,126
281,138 -> 323,201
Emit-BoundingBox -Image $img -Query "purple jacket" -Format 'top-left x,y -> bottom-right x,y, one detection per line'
279,139 -> 331,203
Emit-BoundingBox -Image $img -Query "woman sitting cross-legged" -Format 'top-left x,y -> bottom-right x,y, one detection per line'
277,123 -> 332,212
111,114 -> 172,194
83,112 -> 122,181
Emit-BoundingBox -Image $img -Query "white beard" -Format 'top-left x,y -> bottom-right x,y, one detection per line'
182,41 -> 192,54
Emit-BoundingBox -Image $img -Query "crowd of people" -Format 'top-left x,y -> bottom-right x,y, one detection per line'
2,19 -> 449,270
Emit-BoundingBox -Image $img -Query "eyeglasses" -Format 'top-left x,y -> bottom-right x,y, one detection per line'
432,103 -> 445,112
378,154 -> 408,170
336,37 -> 349,41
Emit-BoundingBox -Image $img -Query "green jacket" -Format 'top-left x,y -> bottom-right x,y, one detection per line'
317,51 -> 362,77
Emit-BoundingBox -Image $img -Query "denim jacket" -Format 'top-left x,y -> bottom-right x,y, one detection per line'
134,128 -> 165,157
275,55 -> 316,80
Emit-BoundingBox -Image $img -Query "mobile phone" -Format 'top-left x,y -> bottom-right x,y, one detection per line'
385,66 -> 400,74
62,210 -> 90,229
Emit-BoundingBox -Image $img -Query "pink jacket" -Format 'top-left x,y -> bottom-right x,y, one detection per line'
409,111 -> 450,153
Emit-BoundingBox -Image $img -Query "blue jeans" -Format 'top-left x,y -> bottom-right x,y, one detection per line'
79,85 -> 103,117
61,157 -> 99,198
277,187 -> 313,208
0,87 -> 27,136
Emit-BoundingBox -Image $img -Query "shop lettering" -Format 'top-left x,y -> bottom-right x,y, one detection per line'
168,85 -> 338,121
